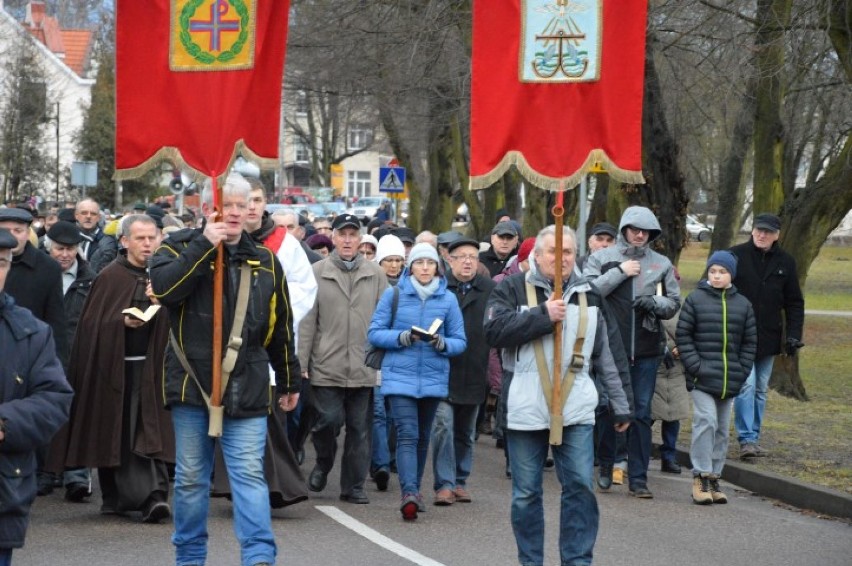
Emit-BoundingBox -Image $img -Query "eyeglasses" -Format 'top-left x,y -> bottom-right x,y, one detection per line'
382,257 -> 404,264
626,226 -> 649,234
450,254 -> 478,263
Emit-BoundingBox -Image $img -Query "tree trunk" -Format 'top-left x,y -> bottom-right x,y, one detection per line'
586,174 -> 610,231
377,102 -> 422,232
524,183 -> 550,237
711,80 -> 756,252
770,354 -> 807,400
752,0 -> 792,215
639,33 -> 689,264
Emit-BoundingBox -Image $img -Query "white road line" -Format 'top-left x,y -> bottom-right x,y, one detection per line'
316,506 -> 447,566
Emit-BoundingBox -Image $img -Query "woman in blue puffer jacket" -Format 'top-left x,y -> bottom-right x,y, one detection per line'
368,243 -> 466,521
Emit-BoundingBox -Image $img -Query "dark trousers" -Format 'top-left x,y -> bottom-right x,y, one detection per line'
627,357 -> 662,488
310,385 -> 373,495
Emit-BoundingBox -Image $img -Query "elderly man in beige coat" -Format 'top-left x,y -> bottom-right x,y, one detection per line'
299,214 -> 388,504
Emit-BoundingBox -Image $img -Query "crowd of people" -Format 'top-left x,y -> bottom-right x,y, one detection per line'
0,180 -> 805,566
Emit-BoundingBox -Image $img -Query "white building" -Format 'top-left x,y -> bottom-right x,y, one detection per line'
0,1 -> 94,204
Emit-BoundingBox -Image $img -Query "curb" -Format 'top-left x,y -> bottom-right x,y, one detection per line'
670,447 -> 852,520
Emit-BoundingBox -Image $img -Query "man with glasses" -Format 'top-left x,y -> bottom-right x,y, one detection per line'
431,238 -> 495,505
584,206 -> 680,499
75,199 -> 103,260
480,221 -> 519,277
299,214 -> 387,504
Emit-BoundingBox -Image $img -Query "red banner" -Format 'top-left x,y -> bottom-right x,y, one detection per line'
115,0 -> 290,179
470,0 -> 647,191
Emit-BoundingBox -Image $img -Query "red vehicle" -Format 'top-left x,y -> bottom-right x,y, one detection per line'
277,186 -> 316,204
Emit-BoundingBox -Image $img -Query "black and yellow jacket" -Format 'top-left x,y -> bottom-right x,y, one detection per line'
150,228 -> 301,417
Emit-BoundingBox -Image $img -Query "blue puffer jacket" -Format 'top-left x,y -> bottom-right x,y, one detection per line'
368,272 -> 466,398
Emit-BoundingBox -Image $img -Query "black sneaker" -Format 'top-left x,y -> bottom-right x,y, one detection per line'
65,482 -> 92,502
141,501 -> 171,524
629,484 -> 654,499
661,459 -> 682,474
373,468 -> 390,492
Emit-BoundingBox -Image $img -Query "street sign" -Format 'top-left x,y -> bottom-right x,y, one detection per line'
71,161 -> 98,187
379,166 -> 406,193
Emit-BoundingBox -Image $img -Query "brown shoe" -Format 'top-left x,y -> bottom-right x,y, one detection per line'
453,486 -> 472,503
433,488 -> 455,506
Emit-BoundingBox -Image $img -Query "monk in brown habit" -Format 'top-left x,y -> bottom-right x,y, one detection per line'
54,214 -> 174,522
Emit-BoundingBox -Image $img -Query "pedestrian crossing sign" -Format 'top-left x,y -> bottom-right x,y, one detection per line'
379,166 -> 406,193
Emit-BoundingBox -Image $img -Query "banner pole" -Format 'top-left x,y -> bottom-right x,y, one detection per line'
549,186 -> 565,445
210,172 -> 224,436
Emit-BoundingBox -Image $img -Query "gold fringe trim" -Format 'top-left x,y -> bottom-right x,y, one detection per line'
113,140 -> 279,183
470,149 -> 645,192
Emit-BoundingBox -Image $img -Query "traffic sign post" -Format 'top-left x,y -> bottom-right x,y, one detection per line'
379,166 -> 406,193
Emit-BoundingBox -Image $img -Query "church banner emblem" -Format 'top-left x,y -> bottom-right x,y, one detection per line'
170,0 -> 257,71
521,0 -> 601,82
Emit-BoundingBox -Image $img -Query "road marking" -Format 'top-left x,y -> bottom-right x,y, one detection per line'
316,506 -> 446,566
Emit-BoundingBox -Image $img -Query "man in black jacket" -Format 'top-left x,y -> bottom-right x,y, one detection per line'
151,173 -> 301,566
0,228 -> 73,564
729,213 -> 804,459
431,237 -> 495,506
479,221 -> 519,277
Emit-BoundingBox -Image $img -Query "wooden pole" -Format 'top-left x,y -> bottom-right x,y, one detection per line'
549,187 -> 565,445
211,173 -> 223,410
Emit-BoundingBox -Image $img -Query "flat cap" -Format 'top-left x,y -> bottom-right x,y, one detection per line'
0,228 -> 16,249
393,227 -> 417,244
0,207 -> 34,224
590,222 -> 618,238
332,213 -> 361,231
47,221 -> 83,245
491,221 -> 518,237
446,237 -> 480,254
754,213 -> 781,232
58,208 -> 76,222
437,231 -> 463,246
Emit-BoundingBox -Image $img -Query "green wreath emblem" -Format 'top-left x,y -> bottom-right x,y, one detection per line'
179,0 -> 250,64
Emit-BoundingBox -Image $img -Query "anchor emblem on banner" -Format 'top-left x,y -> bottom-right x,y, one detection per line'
521,0 -> 601,83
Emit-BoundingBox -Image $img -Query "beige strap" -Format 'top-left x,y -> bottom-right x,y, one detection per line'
168,263 -> 253,409
525,283 -> 588,413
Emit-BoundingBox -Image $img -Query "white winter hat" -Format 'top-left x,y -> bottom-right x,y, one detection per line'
406,242 -> 440,268
360,234 -> 379,250
375,234 -> 406,264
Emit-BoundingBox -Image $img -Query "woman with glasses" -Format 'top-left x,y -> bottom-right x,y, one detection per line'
368,243 -> 466,521
375,235 -> 406,285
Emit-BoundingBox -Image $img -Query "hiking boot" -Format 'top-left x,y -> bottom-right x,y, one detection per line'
612,467 -> 625,485
740,443 -> 758,460
708,474 -> 727,504
597,464 -> 613,491
453,486 -> 472,503
692,474 -> 713,505
754,445 -> 769,457
400,494 -> 419,521
661,459 -> 682,474
433,488 -> 455,506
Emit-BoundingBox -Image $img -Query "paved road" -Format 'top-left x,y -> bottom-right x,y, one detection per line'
18,437 -> 851,566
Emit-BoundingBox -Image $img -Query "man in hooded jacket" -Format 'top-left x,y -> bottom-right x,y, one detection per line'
584,206 -> 680,499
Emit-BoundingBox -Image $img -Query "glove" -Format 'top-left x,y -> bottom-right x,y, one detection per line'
633,295 -> 656,313
399,330 -> 413,347
785,338 -> 804,356
430,334 -> 446,352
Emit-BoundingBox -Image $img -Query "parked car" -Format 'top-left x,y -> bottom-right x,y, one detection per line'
686,214 -> 712,242
346,196 -> 394,224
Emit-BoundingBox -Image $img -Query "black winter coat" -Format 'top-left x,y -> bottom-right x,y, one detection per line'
151,229 -> 301,417
478,246 -> 514,278
5,243 -> 68,368
676,282 -> 757,399
729,240 -> 804,359
0,293 -> 73,549
61,260 -> 95,345
446,272 -> 495,405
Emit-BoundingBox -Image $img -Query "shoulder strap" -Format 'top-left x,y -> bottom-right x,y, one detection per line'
169,263 -> 253,410
390,286 -> 400,327
525,282 -> 588,411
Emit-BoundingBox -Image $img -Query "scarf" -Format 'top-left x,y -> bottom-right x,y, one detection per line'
412,276 -> 440,302
330,250 -> 362,272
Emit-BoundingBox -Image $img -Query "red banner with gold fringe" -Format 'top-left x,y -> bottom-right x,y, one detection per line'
470,0 -> 647,191
115,0 -> 289,180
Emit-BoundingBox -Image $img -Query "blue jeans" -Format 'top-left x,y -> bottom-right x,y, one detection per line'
171,405 -> 275,566
660,420 -> 680,462
626,357 -> 661,488
371,387 -> 391,473
734,356 -> 774,445
0,548 -> 11,566
431,401 -> 478,492
386,396 -> 440,496
507,425 -> 598,566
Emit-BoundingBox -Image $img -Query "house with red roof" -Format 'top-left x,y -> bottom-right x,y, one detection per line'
0,1 -> 95,203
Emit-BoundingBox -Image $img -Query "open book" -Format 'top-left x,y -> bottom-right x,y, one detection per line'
411,319 -> 443,341
122,304 -> 161,322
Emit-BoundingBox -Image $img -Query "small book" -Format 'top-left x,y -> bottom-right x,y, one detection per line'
122,304 -> 161,322
411,319 -> 443,341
